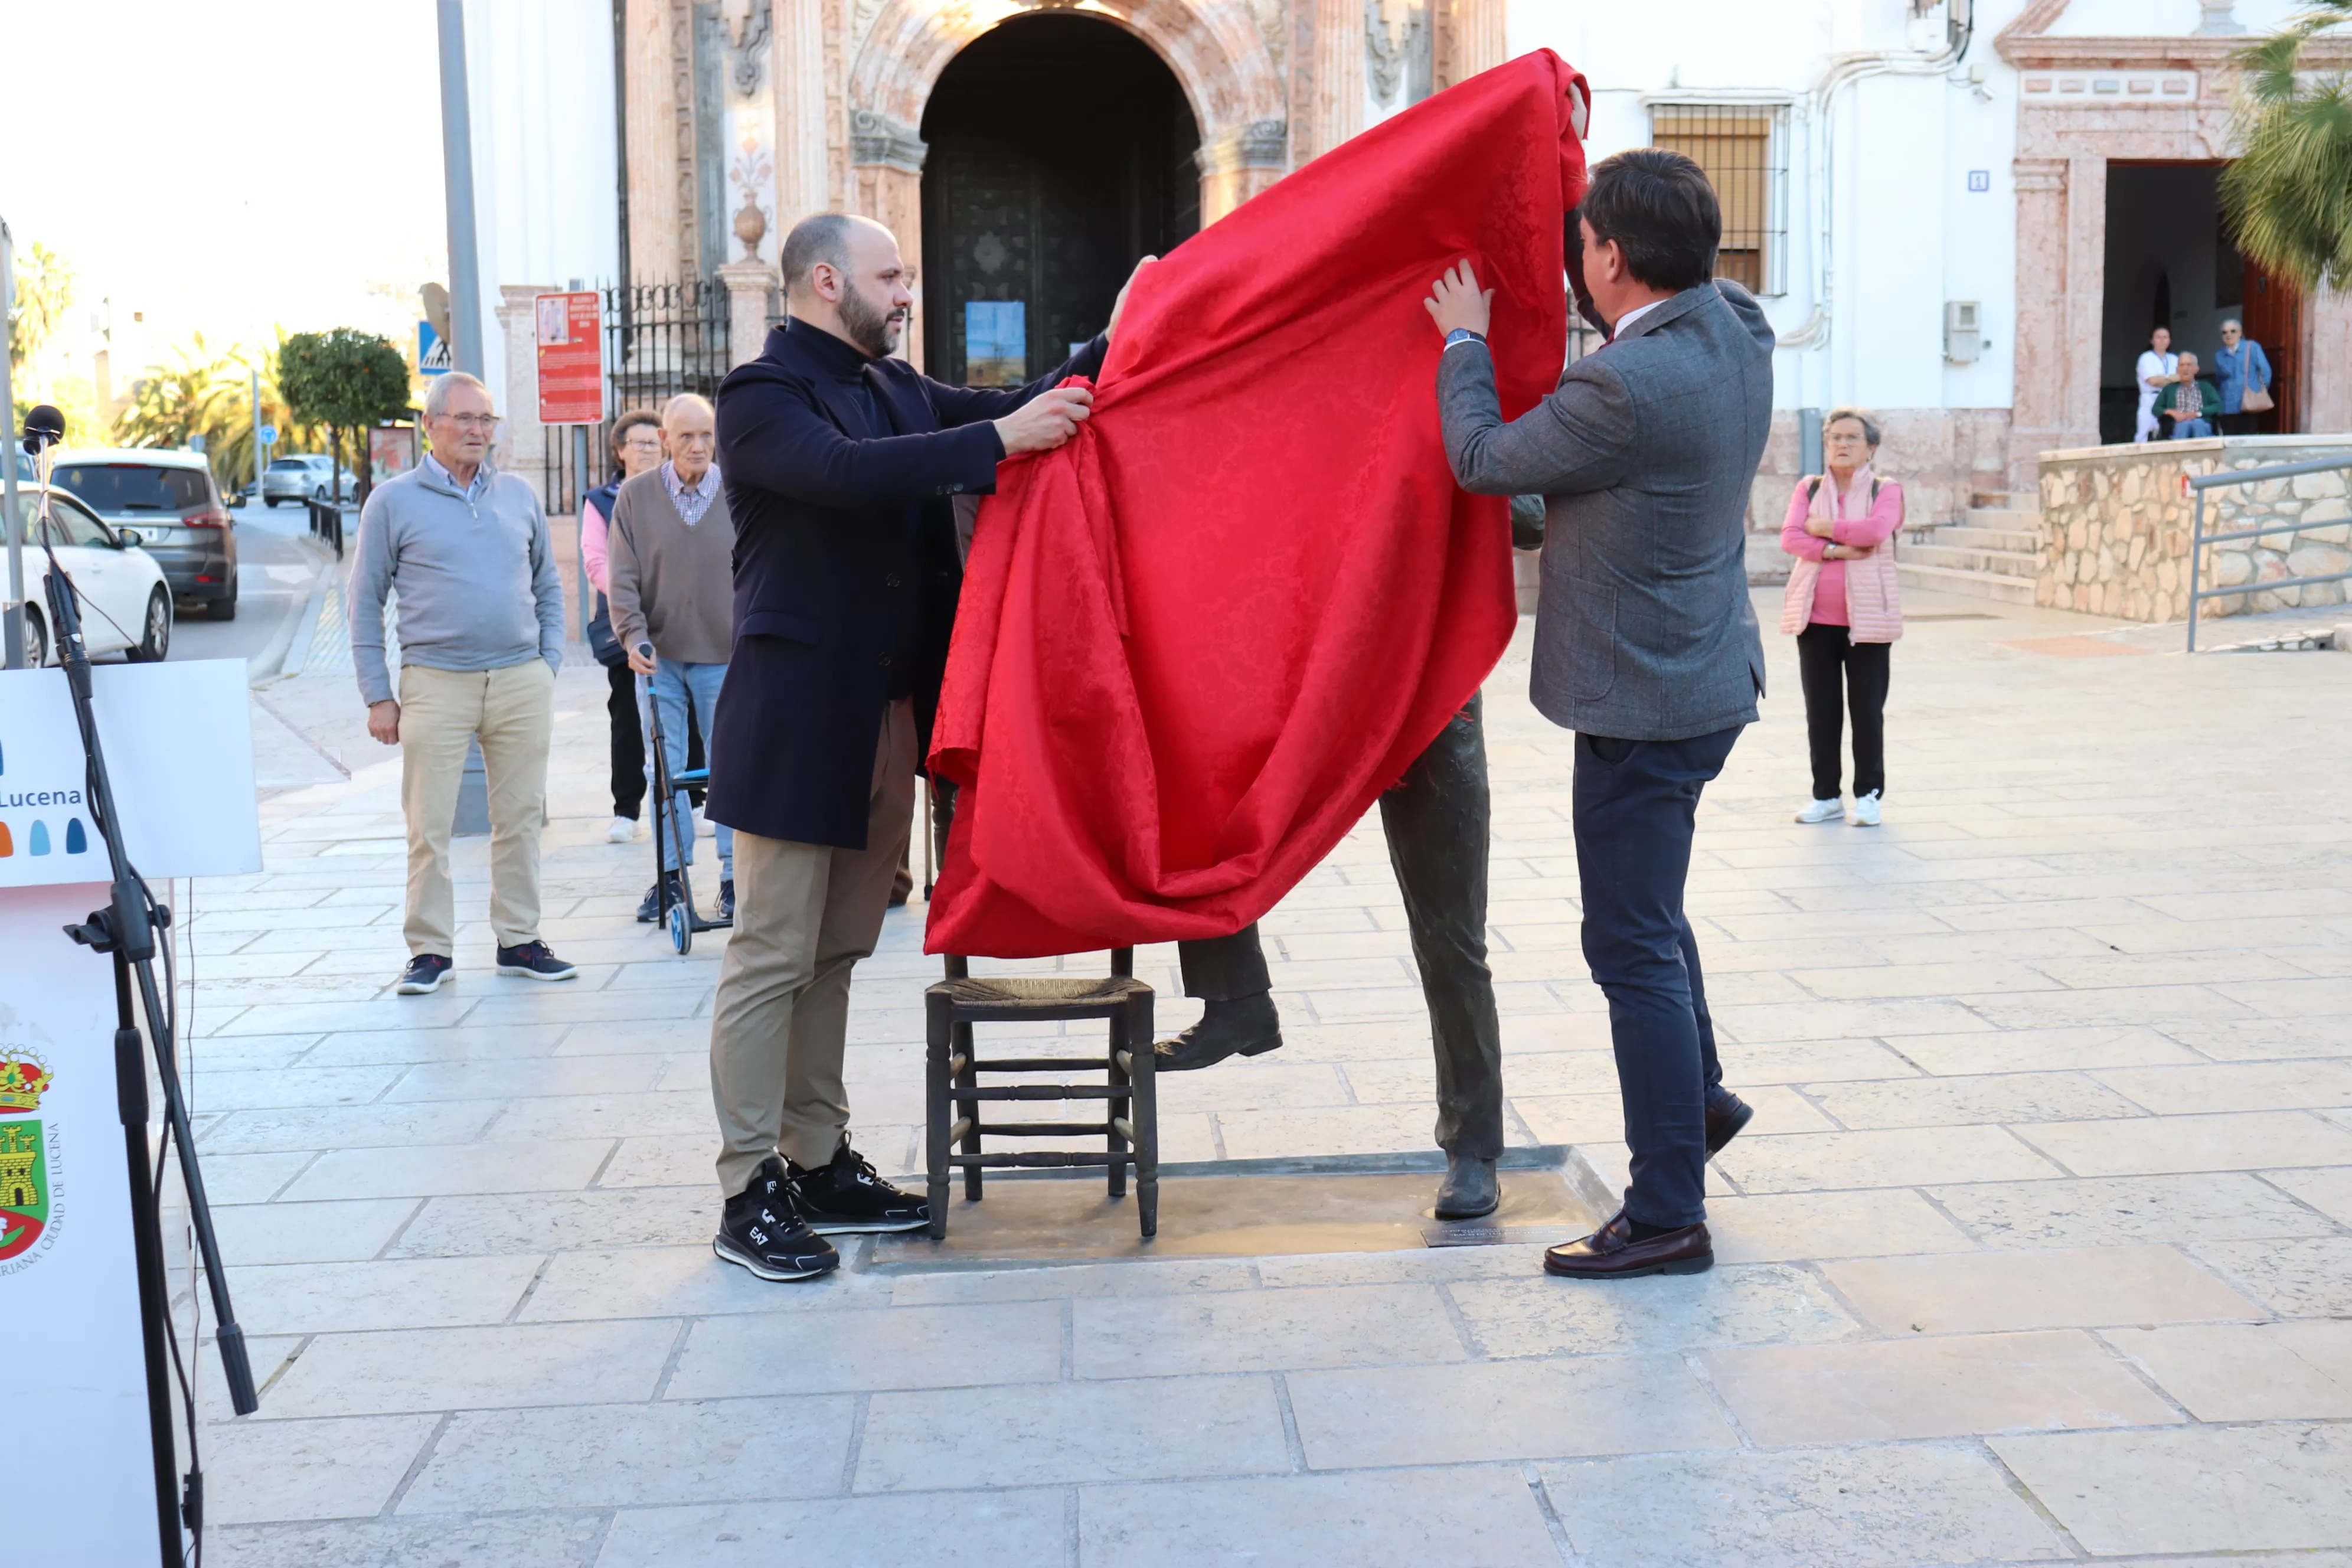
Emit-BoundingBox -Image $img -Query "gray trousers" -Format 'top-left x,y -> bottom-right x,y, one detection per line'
1178,695 -> 1504,1158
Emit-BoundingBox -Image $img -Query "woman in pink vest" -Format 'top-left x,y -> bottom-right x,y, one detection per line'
1780,407 -> 1903,826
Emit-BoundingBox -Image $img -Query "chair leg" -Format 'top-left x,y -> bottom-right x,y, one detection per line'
954,1017 -> 982,1201
925,991 -> 952,1240
1106,1005 -> 1131,1198
1129,989 -> 1158,1239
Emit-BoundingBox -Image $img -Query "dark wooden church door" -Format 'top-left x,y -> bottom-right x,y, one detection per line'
921,15 -> 1200,386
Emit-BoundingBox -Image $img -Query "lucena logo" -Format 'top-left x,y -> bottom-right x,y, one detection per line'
0,736 -> 94,860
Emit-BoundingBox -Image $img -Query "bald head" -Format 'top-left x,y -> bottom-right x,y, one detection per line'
663,393 -> 716,484
781,213 -> 912,359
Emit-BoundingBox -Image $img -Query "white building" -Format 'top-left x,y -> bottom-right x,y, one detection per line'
463,0 -> 2344,553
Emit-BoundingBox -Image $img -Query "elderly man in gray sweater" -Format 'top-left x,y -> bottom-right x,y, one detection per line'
351,371 -> 577,994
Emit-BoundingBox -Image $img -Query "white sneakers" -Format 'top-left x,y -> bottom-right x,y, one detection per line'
607,816 -> 638,843
1795,793 -> 1884,827
694,806 -> 716,839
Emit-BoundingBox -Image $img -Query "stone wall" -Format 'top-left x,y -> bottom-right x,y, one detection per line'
2036,435 -> 2352,622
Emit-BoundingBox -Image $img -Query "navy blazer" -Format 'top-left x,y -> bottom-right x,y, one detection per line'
707,319 -> 1105,848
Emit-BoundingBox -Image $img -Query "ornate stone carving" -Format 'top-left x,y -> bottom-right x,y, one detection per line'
1364,0 -> 1424,109
850,108 -> 928,171
672,0 -> 698,279
1195,119 -> 1289,174
720,0 -> 773,94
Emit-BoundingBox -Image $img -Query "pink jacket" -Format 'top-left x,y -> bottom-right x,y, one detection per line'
582,496 -> 611,596
1779,470 -> 1904,642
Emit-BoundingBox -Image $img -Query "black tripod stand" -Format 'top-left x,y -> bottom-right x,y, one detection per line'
20,407 -> 257,1564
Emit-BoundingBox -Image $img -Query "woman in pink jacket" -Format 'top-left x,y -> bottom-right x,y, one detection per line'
1780,407 -> 1903,826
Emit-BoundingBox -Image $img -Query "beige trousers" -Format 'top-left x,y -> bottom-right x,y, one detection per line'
397,659 -> 556,956
710,698 -> 917,1195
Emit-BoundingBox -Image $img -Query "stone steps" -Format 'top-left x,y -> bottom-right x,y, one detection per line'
1902,543 -> 2039,577
1892,501 -> 2045,603
1934,524 -> 2041,554
1894,560 -> 2039,603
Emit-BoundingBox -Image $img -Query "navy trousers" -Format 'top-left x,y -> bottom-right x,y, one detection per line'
1572,724 -> 1742,1229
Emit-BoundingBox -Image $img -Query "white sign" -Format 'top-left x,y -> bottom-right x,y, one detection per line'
4,881 -> 173,1564
0,659 -> 262,887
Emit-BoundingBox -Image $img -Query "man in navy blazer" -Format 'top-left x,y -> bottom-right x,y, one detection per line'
703,210 -> 1139,1283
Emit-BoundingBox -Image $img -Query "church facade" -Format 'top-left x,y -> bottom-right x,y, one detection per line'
468,0 -> 2352,539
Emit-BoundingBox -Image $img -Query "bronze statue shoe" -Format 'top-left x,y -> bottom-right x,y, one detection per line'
1543,1211 -> 1713,1279
1154,994 -> 1283,1072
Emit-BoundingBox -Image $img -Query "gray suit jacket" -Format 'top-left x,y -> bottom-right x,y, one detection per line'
1439,282 -> 1773,741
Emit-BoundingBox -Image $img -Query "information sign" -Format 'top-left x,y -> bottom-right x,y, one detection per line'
535,291 -> 603,425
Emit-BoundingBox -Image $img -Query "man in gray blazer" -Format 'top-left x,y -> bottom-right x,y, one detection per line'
1426,148 -> 1771,1279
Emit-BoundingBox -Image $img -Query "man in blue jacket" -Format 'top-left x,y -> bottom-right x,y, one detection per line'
704,211 -> 1138,1282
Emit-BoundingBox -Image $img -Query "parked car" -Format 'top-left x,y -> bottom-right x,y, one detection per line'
261,454 -> 360,507
4,486 -> 174,664
50,448 -> 240,621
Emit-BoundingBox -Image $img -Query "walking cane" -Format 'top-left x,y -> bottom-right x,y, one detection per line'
921,776 -> 935,901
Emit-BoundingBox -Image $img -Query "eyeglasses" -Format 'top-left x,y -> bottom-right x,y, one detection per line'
440,413 -> 499,432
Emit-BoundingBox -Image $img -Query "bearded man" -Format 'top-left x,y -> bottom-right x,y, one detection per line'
702,211 -> 1139,1282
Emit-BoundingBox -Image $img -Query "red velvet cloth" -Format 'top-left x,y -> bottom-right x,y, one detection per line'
926,51 -> 1591,958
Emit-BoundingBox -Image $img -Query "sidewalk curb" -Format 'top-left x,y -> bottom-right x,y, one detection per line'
270,542 -> 342,683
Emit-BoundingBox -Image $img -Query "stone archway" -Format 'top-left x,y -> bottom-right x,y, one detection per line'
841,0 -> 1283,366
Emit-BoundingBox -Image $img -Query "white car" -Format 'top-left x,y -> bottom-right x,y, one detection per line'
4,486 -> 174,664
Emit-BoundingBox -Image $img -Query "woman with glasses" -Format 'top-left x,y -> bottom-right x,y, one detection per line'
1780,407 -> 1904,827
583,410 -> 665,842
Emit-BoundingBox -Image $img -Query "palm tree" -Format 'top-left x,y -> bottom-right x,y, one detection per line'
111,331 -> 321,496
2222,2 -> 2352,292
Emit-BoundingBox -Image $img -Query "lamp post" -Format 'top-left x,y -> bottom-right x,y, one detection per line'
436,0 -> 485,380
2,215 -> 24,670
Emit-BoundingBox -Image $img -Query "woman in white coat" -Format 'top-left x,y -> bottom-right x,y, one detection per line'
2135,326 -> 2178,443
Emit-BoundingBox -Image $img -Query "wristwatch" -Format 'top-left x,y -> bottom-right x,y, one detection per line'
1443,328 -> 1488,351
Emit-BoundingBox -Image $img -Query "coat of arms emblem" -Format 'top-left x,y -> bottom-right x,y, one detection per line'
0,1051 -> 53,1265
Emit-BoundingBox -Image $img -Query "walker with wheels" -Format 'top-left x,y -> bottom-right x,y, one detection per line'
640,642 -> 733,955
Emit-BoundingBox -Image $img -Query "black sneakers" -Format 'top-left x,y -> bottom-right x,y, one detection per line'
713,1158 -> 839,1282
495,940 -> 578,982
636,873 -> 684,924
718,878 -> 735,921
789,1139 -> 930,1234
396,954 -> 453,995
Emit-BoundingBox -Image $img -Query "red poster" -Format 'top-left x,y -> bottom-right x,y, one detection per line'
535,291 -> 603,426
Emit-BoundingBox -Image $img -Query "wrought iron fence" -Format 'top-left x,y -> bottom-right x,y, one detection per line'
536,277 -> 731,518
606,277 -> 731,417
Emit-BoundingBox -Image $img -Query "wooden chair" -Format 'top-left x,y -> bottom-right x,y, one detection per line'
923,950 -> 1158,1239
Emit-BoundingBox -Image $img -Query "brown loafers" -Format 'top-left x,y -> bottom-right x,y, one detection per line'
1543,1211 -> 1714,1279
1706,1090 -> 1755,1158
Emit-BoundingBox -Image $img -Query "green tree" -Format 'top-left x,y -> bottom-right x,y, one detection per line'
7,240 -> 74,372
2222,2 -> 2352,291
279,328 -> 412,504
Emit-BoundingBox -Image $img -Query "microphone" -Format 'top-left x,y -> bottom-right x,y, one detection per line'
21,404 -> 65,453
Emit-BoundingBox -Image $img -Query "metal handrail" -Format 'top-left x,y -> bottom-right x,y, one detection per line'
2186,455 -> 2352,651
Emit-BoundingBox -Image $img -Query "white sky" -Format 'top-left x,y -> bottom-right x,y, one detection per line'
1,0 -> 448,377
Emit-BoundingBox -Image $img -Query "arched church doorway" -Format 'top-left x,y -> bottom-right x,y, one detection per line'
920,14 -> 1200,386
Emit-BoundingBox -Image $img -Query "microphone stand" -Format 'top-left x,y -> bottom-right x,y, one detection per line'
22,417 -> 257,1565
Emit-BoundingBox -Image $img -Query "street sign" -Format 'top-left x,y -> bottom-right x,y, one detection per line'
258,424 -> 277,445
418,319 -> 451,377
534,292 -> 602,425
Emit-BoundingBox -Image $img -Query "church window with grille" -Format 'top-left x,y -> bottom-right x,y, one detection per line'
1648,104 -> 1788,296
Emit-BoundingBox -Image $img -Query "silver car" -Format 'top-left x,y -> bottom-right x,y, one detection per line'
261,454 -> 360,505
50,447 -> 240,620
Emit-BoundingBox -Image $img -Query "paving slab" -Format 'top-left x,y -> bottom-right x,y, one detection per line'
1079,1467 -> 1562,1567
1992,1423 -> 2352,1555
1702,1329 -> 2184,1443
1541,1445 -> 2069,1567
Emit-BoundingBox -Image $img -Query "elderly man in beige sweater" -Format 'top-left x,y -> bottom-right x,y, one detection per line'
609,393 -> 739,922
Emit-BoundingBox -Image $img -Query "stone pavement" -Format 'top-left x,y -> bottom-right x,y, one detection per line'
184,587 -> 2352,1566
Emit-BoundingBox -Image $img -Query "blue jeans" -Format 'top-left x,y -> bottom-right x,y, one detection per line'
1572,724 -> 1743,1229
646,659 -> 732,880
2170,418 -> 2215,439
